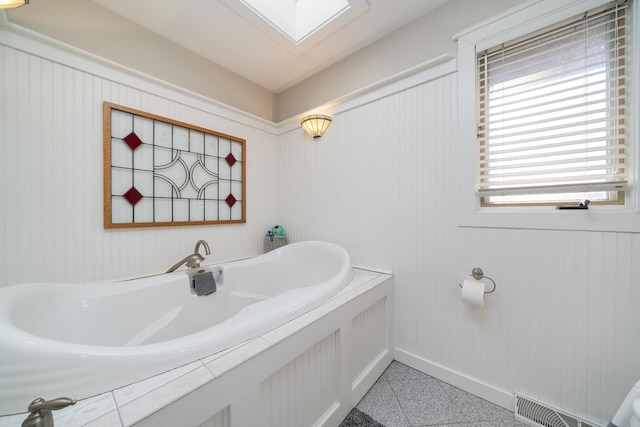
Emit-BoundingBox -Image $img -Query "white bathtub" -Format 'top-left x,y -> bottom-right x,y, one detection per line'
0,241 -> 352,415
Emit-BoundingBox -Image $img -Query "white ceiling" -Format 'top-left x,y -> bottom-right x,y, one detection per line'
91,0 -> 448,93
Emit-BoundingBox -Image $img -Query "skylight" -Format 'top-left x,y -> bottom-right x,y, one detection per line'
221,0 -> 369,53
239,0 -> 351,44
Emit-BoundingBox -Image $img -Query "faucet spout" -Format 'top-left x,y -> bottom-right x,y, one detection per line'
194,239 -> 211,256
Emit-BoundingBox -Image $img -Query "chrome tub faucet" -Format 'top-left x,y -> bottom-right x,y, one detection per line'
166,240 -> 211,273
194,239 -> 210,256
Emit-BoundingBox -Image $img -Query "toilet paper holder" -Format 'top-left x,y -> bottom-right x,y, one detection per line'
458,267 -> 497,294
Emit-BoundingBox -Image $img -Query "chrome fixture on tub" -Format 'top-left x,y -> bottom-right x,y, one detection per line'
166,240 -> 212,273
22,397 -> 76,427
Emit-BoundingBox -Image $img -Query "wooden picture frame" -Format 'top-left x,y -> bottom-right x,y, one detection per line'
103,102 -> 246,229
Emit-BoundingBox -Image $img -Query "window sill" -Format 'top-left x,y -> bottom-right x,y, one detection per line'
459,207 -> 640,233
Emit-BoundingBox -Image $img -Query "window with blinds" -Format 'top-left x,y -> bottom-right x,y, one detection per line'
477,1 -> 628,206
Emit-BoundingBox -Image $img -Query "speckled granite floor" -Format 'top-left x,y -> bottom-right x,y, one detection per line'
340,361 -> 530,427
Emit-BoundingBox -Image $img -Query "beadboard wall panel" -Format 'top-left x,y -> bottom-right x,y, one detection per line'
277,72 -> 640,424
197,407 -> 230,427
352,297 -> 388,388
0,44 -> 279,287
260,331 -> 340,427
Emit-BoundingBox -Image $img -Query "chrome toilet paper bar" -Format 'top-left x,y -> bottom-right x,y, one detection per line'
458,267 -> 496,294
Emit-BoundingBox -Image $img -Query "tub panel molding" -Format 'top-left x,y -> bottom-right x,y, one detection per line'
197,407 -> 230,427
351,296 -> 389,389
129,270 -> 393,427
260,331 -> 340,427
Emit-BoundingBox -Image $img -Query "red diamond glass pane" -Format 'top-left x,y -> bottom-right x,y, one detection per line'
124,132 -> 143,150
124,187 -> 143,206
225,194 -> 237,208
225,153 -> 237,167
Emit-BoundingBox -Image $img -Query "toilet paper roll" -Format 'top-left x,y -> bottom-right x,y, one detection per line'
461,279 -> 485,307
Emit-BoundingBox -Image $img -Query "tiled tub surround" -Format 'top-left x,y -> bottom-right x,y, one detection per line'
0,269 -> 394,427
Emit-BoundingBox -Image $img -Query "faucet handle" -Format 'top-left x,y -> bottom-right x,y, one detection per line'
22,397 -> 76,427
185,253 -> 205,269
28,397 -> 76,412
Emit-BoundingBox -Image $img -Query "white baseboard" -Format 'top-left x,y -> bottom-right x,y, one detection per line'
394,347 -> 515,411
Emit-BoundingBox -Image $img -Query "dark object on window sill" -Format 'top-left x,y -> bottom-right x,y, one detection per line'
556,200 -> 590,210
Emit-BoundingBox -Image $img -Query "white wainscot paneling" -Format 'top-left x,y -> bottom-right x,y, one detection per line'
0,42 -> 279,288
396,227 -> 640,424
261,332 -> 340,427
352,297 -> 389,389
198,407 -> 230,427
276,62 -> 640,426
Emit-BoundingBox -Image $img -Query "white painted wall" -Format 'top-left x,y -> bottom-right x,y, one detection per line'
0,25 -> 280,287
277,63 -> 640,424
275,0 -> 525,121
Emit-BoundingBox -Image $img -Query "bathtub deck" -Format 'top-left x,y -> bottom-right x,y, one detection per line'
0,267 -> 393,427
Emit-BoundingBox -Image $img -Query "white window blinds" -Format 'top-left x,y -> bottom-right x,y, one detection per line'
477,2 -> 628,201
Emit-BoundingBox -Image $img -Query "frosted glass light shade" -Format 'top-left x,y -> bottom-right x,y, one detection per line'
0,0 -> 28,8
301,115 -> 332,138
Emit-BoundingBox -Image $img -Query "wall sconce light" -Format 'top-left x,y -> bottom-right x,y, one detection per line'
301,114 -> 332,138
0,0 -> 28,8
